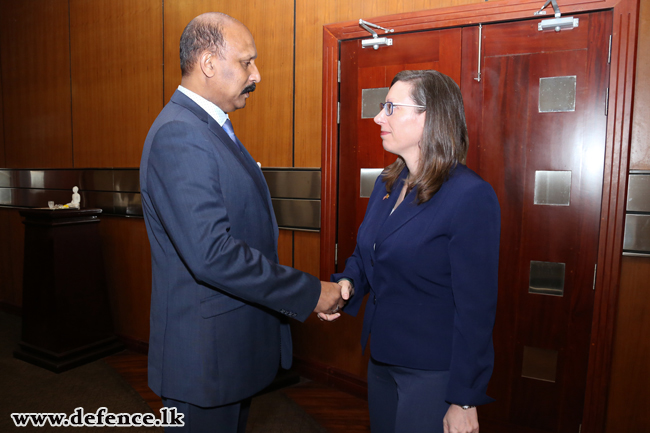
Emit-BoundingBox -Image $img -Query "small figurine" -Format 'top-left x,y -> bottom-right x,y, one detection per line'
67,186 -> 81,209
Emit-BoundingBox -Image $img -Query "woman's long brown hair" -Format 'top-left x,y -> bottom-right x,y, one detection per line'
382,70 -> 469,204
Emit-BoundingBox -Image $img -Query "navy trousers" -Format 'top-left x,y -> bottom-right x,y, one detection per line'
162,397 -> 251,433
367,358 -> 451,433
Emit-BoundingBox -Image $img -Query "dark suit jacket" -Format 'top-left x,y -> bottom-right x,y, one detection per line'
334,164 -> 500,406
140,90 -> 321,407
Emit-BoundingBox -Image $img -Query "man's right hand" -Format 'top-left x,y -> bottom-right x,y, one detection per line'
315,280 -> 354,321
314,281 -> 344,318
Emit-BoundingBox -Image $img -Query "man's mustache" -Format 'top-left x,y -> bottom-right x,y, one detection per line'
241,83 -> 256,95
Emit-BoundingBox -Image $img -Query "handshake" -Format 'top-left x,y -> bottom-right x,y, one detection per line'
314,280 -> 354,322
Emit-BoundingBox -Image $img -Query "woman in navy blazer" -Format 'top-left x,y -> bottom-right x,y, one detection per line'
325,70 -> 500,433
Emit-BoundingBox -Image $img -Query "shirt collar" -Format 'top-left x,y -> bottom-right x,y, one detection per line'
177,85 -> 228,127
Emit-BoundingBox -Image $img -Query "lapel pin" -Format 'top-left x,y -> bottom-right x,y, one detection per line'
383,194 -> 390,200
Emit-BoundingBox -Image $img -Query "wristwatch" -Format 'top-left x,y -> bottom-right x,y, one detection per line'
459,405 -> 476,410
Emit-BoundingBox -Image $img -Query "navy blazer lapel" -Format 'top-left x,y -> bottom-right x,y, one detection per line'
206,118 -> 269,198
373,170 -> 404,234
375,170 -> 430,248
170,91 -> 275,223
234,133 -> 279,236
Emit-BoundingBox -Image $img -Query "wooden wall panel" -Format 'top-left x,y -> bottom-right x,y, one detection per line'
278,229 -> 293,267
0,209 -> 24,309
294,0 -> 480,168
98,217 -> 152,344
293,231 -> 319,277
0,64 -> 4,167
604,4 -> 650,431
163,0 -> 294,168
70,0 -> 163,168
0,0 -> 72,168
630,0 -> 649,170
605,257 -> 650,432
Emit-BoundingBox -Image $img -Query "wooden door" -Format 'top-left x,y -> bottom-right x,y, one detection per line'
337,28 -> 462,272
336,10 -> 611,433
462,12 -> 612,433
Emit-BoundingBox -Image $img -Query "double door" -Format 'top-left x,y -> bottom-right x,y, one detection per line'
337,11 -> 611,433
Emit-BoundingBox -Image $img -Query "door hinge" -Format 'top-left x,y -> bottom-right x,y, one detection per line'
338,60 -> 341,83
605,88 -> 609,116
337,102 -> 340,124
608,35 -> 612,64
335,243 -> 338,265
592,264 -> 597,291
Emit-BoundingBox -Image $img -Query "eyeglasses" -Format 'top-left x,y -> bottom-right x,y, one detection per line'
379,102 -> 426,116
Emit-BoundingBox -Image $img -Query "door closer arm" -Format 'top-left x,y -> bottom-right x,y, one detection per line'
359,19 -> 394,50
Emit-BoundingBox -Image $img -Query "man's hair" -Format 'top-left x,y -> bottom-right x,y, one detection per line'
382,70 -> 469,204
179,13 -> 229,76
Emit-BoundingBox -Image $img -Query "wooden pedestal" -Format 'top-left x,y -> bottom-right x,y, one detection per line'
14,208 -> 122,372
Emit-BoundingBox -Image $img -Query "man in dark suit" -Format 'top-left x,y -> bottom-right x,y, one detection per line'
140,12 -> 345,433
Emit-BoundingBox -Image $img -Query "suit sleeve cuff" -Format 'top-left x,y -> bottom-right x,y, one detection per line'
446,384 -> 495,407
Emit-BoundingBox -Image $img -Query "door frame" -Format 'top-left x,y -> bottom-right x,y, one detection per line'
319,0 -> 640,431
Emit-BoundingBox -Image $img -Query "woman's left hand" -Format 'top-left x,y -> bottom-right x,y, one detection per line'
443,405 -> 479,433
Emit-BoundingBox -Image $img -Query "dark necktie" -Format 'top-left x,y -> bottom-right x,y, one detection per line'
222,119 -> 244,154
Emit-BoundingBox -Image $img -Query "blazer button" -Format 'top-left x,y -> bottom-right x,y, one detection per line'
373,296 -> 377,304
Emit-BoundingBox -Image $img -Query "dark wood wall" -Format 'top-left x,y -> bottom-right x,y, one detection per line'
0,0 -> 648,430
604,0 -> 650,431
1,0 -> 73,168
70,0 -> 164,168
0,35 -> 4,168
